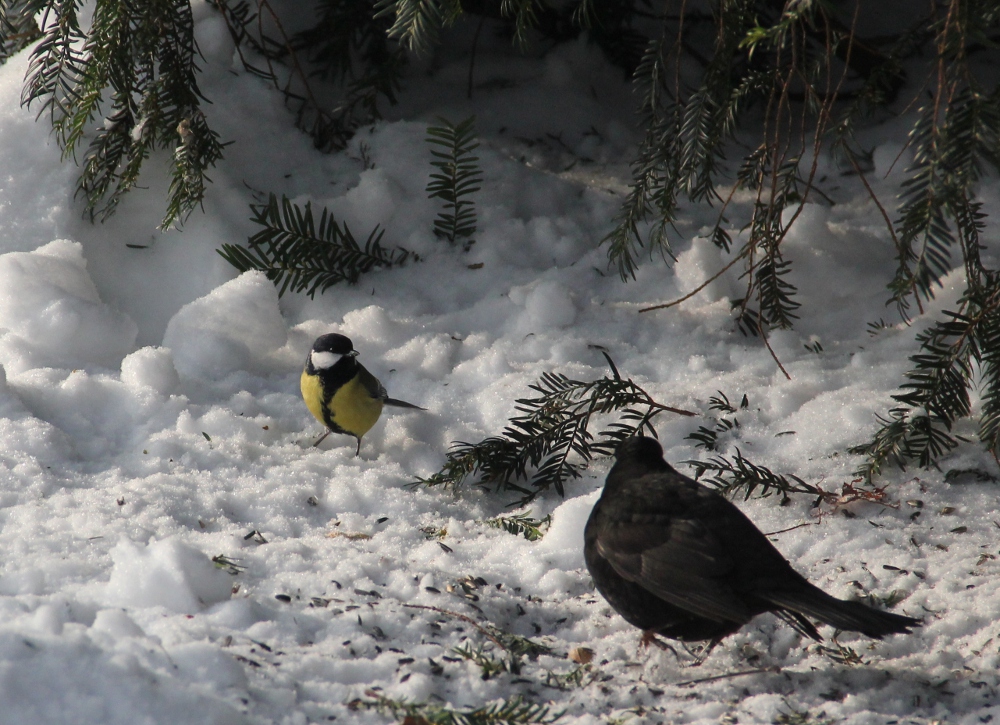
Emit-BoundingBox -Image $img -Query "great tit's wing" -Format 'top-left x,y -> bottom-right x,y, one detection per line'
356,364 -> 389,402
357,363 -> 424,409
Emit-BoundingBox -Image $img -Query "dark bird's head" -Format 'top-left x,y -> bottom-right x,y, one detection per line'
308,333 -> 358,373
611,436 -> 673,475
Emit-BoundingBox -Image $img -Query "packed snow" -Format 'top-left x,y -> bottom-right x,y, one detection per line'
0,4 -> 998,725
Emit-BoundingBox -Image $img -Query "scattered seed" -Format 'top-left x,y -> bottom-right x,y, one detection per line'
569,647 -> 594,664
327,531 -> 372,540
275,594 -> 292,603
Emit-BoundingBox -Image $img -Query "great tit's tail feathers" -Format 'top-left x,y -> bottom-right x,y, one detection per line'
384,398 -> 426,410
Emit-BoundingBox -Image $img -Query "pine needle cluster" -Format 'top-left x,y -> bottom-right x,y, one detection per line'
6,0 -> 226,228
216,0 -> 406,152
682,391 -> 824,501
0,2 -> 39,63
687,449 -> 823,502
586,1 -> 1000,477
351,691 -> 562,725
452,626 -> 550,680
427,116 -> 483,249
483,512 -> 552,541
851,280 -> 1000,481
218,193 -> 411,297
414,353 -> 695,505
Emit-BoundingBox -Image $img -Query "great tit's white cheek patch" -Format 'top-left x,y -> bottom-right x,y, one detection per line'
311,350 -> 342,370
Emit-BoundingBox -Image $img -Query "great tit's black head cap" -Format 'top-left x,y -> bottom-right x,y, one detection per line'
312,333 -> 355,355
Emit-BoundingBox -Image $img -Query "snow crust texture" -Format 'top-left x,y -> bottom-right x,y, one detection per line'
0,10 -> 997,725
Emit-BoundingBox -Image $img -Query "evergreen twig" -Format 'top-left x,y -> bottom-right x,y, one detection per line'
686,448 -> 824,502
414,352 -> 695,504
19,0 -> 226,228
483,512 -> 552,541
218,192 -> 411,297
351,691 -> 562,725
427,115 -> 484,249
853,280 -> 1000,480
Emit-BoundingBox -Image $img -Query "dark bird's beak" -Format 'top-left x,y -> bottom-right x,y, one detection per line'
348,350 -> 360,358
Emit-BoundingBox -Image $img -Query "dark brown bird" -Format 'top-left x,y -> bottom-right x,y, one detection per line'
584,436 -> 921,644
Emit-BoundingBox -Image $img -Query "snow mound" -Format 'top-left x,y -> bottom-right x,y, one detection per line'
0,240 -> 137,374
105,538 -> 233,614
120,346 -> 180,396
162,271 -> 287,380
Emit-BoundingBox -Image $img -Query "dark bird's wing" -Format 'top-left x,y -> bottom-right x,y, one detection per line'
594,489 -> 754,625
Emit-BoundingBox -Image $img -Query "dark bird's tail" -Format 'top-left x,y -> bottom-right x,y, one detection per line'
384,397 -> 426,410
765,587 -> 921,638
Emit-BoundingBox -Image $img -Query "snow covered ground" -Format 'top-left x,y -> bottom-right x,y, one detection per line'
0,5 -> 998,724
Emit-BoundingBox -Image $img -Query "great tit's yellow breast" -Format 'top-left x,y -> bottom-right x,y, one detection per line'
328,374 -> 384,438
300,369 -> 327,425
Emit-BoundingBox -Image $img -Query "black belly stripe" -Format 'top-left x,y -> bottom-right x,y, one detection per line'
317,363 -> 354,436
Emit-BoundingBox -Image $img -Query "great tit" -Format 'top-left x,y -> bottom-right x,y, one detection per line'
301,333 -> 424,454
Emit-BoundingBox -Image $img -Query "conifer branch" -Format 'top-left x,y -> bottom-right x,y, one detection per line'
218,193 -> 412,297
686,448 -> 824,501
426,116 -> 483,249
20,0 -> 226,228
376,0 -> 462,56
854,280 -> 1000,480
415,353 -> 695,504
352,692 -> 562,725
0,1 -> 41,62
483,512 -> 552,541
